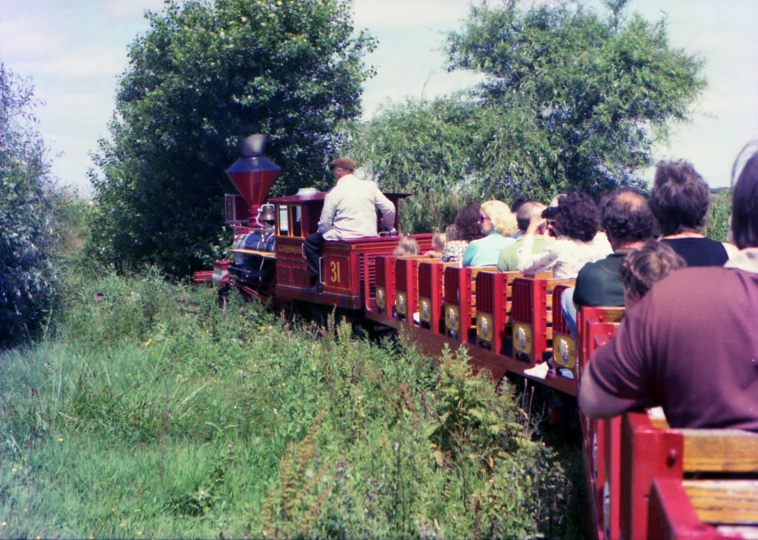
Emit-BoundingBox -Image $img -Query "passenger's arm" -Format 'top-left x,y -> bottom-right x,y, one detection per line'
579,302 -> 657,418
516,234 -> 559,274
579,368 -> 643,418
317,193 -> 336,235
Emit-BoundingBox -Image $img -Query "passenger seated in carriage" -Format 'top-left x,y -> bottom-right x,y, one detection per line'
650,159 -> 739,265
497,201 -> 549,271
423,232 -> 446,258
516,191 -> 612,278
618,240 -> 685,309
440,204 -> 483,265
394,234 -> 421,256
580,142 -> 758,431
561,188 -> 658,336
461,200 -> 518,267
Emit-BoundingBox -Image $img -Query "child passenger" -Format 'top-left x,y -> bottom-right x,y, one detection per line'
424,232 -> 446,258
619,239 -> 686,308
394,234 -> 421,256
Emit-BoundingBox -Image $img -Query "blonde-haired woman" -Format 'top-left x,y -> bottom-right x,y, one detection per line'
462,200 -> 518,267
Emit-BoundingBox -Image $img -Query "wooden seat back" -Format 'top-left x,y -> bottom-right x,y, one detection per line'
474,270 -> 522,353
551,283 -> 578,379
394,255 -> 434,322
510,276 -> 575,366
442,266 -> 491,342
373,255 -> 395,315
418,260 -> 456,333
621,412 -> 758,540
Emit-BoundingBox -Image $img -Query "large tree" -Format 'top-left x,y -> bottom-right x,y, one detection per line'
90,0 -> 376,276
346,0 -> 706,229
0,64 -> 59,347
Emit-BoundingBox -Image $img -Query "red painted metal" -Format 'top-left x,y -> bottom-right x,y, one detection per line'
475,271 -> 516,353
193,270 -> 214,282
443,266 -> 473,341
551,283 -> 578,379
395,257 -> 421,322
417,261 -> 445,333
620,412 -> 685,540
225,154 -> 280,217
511,277 -> 547,366
373,255 -> 396,316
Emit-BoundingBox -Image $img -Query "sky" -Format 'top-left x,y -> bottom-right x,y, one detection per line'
1,0 -> 757,198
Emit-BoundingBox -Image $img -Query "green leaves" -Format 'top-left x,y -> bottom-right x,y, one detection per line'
0,64 -> 61,347
91,0 -> 376,276
347,0 -> 705,229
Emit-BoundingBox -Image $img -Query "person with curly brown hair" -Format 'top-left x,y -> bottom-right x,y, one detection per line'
516,192 -> 611,278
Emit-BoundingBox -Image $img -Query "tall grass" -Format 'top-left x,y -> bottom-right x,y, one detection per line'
0,269 -> 582,538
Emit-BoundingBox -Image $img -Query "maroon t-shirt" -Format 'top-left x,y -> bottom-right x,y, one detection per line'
589,266 -> 758,431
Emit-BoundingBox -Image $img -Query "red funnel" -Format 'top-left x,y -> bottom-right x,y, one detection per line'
225,155 -> 281,207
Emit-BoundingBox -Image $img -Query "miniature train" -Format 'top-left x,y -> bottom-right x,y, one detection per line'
195,142 -> 758,540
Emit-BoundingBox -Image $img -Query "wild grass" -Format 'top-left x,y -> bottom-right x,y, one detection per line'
0,268 -> 582,539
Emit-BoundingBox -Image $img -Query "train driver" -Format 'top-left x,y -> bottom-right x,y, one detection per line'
579,143 -> 758,431
303,157 -> 396,293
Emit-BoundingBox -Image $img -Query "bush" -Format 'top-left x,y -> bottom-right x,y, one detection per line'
0,64 -> 60,347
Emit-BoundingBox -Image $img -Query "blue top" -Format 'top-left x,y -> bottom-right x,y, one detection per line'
462,232 -> 516,267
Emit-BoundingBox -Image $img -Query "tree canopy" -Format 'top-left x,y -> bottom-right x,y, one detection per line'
346,0 -> 706,230
90,0 -> 376,276
0,64 -> 59,346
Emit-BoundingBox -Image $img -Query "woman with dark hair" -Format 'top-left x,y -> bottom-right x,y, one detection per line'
440,203 -> 483,264
650,160 -> 739,265
516,192 -> 612,278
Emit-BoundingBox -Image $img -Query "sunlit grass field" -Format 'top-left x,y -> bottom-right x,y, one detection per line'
0,269 -> 582,538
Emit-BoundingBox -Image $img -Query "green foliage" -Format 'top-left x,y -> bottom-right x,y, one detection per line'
90,0 -> 376,276
704,189 -> 731,242
0,63 -> 60,347
1,272 -> 581,538
53,194 -> 95,257
346,0 -> 706,219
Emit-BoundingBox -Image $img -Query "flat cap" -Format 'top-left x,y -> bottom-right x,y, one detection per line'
328,157 -> 356,171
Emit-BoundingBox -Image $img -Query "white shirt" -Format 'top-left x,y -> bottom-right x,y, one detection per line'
516,233 -> 613,278
317,174 -> 396,241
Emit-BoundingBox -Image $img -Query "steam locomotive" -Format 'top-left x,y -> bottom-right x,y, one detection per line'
195,138 -> 758,540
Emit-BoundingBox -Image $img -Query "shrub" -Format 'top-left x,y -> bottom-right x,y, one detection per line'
0,63 -> 60,347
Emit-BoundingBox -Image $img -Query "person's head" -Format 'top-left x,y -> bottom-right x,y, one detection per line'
455,203 -> 483,242
600,189 -> 658,250
516,201 -> 546,233
510,196 -> 529,214
619,239 -> 686,309
650,160 -> 710,236
479,200 -> 518,236
730,141 -> 758,249
445,224 -> 460,242
551,192 -> 599,242
394,234 -> 420,256
328,157 -> 356,181
432,232 -> 446,252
